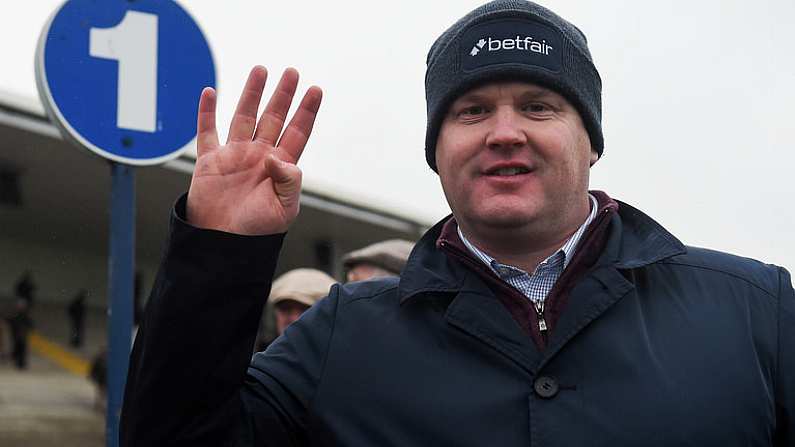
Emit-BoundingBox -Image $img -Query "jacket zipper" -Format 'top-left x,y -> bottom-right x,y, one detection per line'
532,206 -> 613,344
534,301 -> 548,343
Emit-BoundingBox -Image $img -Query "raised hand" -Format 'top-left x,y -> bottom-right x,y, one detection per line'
186,66 -> 322,235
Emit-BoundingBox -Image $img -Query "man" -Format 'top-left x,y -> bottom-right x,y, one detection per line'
67,289 -> 86,348
341,239 -> 415,282
89,346 -> 107,412
14,271 -> 35,308
6,298 -> 32,370
121,1 -> 794,446
255,268 -> 336,351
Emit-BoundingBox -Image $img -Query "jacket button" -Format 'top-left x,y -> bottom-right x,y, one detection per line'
534,376 -> 559,399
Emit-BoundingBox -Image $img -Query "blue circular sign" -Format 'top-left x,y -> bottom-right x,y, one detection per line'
36,0 -> 216,165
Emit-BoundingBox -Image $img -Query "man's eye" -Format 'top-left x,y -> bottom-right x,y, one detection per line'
523,103 -> 551,113
460,106 -> 486,116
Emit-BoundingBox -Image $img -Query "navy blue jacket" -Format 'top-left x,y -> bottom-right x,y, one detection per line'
121,196 -> 794,446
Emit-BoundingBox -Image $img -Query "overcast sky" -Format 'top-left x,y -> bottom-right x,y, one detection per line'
2,0 -> 793,271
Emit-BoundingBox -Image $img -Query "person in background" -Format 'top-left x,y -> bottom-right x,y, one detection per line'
341,239 -> 415,282
67,289 -> 87,348
254,268 -> 335,351
89,346 -> 107,412
14,271 -> 35,308
6,298 -> 33,369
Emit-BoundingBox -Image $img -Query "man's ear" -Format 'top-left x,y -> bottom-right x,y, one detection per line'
589,150 -> 599,167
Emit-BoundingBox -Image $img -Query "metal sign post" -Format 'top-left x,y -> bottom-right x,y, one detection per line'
35,1 -> 215,445
106,163 -> 135,445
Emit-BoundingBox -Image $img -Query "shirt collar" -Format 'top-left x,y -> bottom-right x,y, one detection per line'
457,193 -> 599,276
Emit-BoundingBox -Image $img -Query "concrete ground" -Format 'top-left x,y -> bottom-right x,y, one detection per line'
0,356 -> 104,446
0,302 -> 108,447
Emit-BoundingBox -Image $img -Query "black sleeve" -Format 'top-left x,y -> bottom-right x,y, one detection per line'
775,267 -> 795,446
120,195 -> 295,446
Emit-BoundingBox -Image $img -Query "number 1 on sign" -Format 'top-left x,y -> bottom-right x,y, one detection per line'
90,10 -> 158,133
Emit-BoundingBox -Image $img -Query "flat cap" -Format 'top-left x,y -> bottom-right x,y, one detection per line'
270,268 -> 336,307
342,239 -> 415,275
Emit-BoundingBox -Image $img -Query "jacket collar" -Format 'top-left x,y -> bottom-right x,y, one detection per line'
398,192 -> 686,303
605,199 -> 687,269
397,214 -> 471,303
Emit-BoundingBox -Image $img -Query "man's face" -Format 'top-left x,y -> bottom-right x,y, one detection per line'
274,300 -> 310,335
435,81 -> 597,239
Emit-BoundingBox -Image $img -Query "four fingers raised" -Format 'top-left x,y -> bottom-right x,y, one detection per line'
192,66 -> 320,233
199,66 -> 322,165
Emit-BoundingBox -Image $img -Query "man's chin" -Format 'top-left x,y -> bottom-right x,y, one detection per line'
451,196 -> 544,234
471,210 -> 539,230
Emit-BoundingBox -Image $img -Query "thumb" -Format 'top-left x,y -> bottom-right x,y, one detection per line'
266,154 -> 302,205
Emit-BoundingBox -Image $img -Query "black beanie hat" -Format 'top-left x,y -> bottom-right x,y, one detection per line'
424,0 -> 603,172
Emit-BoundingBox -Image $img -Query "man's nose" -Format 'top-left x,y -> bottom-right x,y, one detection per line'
485,108 -> 527,150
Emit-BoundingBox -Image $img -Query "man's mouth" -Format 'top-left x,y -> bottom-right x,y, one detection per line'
489,167 -> 530,176
483,163 -> 533,177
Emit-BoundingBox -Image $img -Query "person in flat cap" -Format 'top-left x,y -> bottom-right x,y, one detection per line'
255,268 -> 335,351
342,239 -> 415,282
270,269 -> 335,335
122,1 -> 794,446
